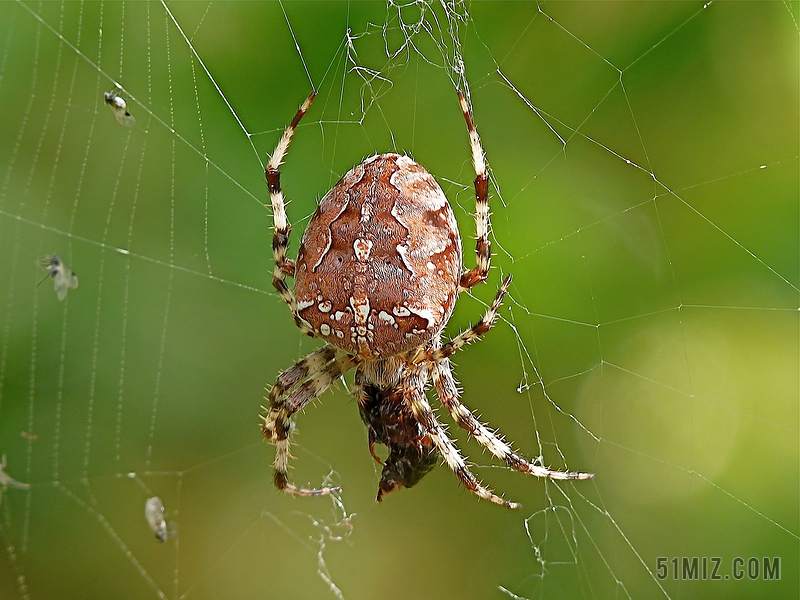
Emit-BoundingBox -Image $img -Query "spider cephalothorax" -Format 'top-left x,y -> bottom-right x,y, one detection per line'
261,92 -> 592,508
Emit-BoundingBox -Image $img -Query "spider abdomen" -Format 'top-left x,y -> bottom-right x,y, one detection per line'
295,153 -> 462,358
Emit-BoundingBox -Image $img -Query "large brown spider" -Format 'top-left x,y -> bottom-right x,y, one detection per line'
260,91 -> 592,508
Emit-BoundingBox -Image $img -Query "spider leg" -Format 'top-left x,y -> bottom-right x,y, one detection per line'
421,274 -> 511,363
403,363 -> 521,509
269,345 -> 338,399
457,91 -> 491,292
431,360 -> 593,481
266,92 -> 316,335
262,346 -> 357,497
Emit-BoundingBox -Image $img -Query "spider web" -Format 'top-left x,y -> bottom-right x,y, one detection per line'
0,1 -> 797,599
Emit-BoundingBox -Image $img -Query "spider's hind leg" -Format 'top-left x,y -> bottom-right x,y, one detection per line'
403,363 -> 521,509
431,360 -> 593,481
262,345 -> 356,497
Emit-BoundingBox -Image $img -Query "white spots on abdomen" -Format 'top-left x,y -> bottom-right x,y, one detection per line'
354,238 -> 373,262
360,202 -> 371,223
392,306 -> 411,317
350,296 -> 371,325
297,299 -> 315,311
378,311 -> 398,328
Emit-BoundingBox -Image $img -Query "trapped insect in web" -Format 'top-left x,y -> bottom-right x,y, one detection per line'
144,496 -> 169,542
38,254 -> 78,301
104,89 -> 136,127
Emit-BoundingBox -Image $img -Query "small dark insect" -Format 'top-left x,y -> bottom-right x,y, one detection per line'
260,92 -> 593,508
38,254 -> 78,301
104,89 -> 136,127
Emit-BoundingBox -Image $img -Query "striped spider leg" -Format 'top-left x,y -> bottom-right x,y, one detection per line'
262,345 -> 357,496
265,92 -> 316,336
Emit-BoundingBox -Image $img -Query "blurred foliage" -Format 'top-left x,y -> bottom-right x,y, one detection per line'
0,2 -> 797,599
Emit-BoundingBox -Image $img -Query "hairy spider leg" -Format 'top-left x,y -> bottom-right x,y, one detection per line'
422,274 -> 512,363
265,345 -> 338,405
262,346 -> 357,496
266,92 -> 316,335
431,361 -> 593,481
402,362 -> 521,509
457,91 -> 492,291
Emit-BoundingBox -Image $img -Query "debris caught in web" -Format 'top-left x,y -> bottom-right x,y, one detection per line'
0,453 -> 30,507
144,496 -> 174,542
38,254 -> 79,301
104,89 -> 137,127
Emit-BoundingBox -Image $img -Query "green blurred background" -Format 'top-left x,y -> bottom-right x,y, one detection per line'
0,2 -> 797,599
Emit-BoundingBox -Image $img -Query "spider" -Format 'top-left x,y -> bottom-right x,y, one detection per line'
261,91 -> 593,508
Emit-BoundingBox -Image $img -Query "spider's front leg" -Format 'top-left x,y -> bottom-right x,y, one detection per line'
262,345 -> 357,497
421,274 -> 512,363
458,91 -> 491,292
266,92 -> 316,335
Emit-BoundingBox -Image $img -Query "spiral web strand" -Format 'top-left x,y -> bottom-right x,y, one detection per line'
0,2 -> 797,599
